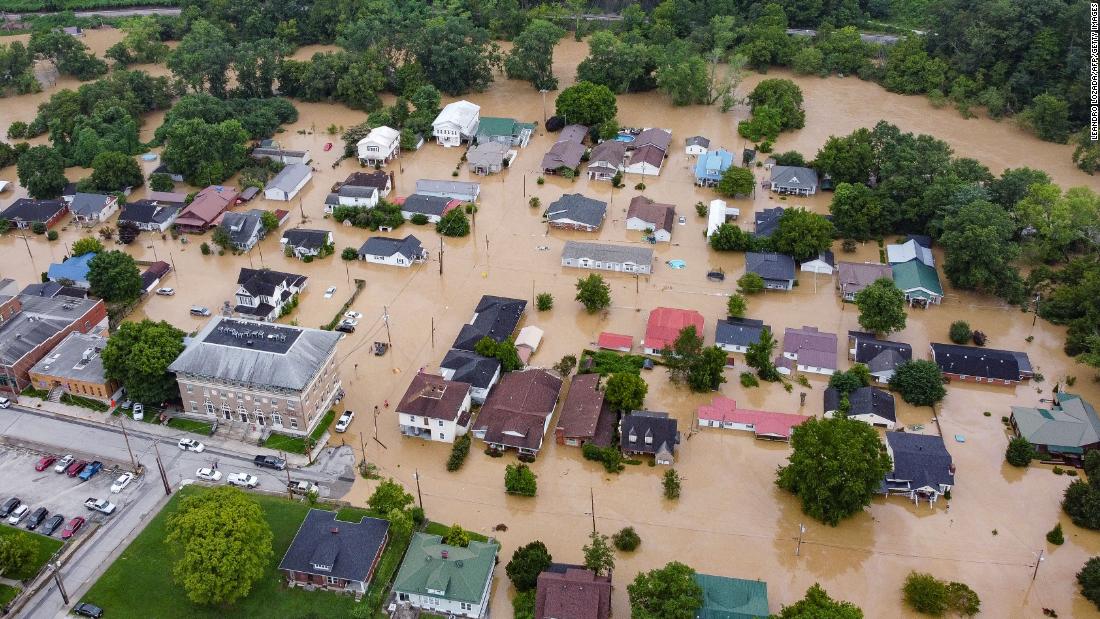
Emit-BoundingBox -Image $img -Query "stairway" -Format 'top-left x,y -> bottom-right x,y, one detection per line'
47,387 -> 63,403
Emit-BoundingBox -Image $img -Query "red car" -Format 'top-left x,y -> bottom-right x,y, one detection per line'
61,516 -> 85,540
34,456 -> 57,472
66,460 -> 88,478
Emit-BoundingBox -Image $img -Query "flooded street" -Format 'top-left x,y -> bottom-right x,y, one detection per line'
2,31 -> 1100,617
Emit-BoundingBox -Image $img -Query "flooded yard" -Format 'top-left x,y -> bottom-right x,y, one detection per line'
1,31 -> 1099,617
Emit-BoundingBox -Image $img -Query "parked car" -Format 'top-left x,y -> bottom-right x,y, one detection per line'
226,473 -> 258,488
54,454 -> 74,473
78,461 -> 103,481
155,287 -> 175,296
335,410 -> 354,433
119,400 -> 132,410
41,513 -> 64,536
324,286 -> 336,298
344,311 -> 362,320
6,504 -> 29,525
0,497 -> 20,518
84,498 -> 115,514
110,473 -> 133,493
189,306 -> 211,316
335,323 -> 355,334
287,480 -> 318,496
196,468 -> 222,482
72,602 -> 103,618
66,460 -> 89,477
25,506 -> 47,530
178,438 -> 205,452
0,396 -> 10,408
340,317 -> 359,327
61,516 -> 86,540
132,403 -> 144,421
253,455 -> 286,470
35,455 -> 58,471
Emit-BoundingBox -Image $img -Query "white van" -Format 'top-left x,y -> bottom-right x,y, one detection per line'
0,396 -> 12,409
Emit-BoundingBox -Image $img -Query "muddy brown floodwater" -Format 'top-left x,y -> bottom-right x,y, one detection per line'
2,31 -> 1100,617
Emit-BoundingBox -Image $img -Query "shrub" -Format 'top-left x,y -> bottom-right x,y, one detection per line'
1054,466 -> 1065,475
46,230 -> 58,241
1005,437 -> 1035,467
341,247 -> 358,261
1047,523 -> 1064,545
612,526 -> 641,551
529,197 -> 540,209
536,293 -> 553,311
200,242 -> 211,255
740,372 -> 759,388
410,213 -> 429,225
903,572 -> 948,615
505,463 -> 537,496
841,239 -> 857,252
737,272 -> 765,294
694,201 -> 707,217
582,443 -> 624,473
634,182 -> 645,190
441,524 -> 471,547
446,434 -> 471,472
31,222 -> 46,235
611,171 -> 623,188
536,176 -> 545,185
6,121 -> 28,140
1078,557 -> 1100,610
662,469 -> 681,499
949,321 -> 972,344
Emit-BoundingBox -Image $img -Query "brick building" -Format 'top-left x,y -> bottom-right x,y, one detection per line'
0,293 -> 108,394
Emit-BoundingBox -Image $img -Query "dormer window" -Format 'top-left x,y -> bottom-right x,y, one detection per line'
628,432 -> 637,443
645,434 -> 653,445
312,562 -> 332,572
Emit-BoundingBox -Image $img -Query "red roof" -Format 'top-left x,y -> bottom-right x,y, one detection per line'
597,332 -> 632,351
643,307 -> 704,352
697,395 -> 809,439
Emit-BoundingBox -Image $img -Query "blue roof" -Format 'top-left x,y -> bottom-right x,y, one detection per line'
694,149 -> 735,182
47,252 -> 95,285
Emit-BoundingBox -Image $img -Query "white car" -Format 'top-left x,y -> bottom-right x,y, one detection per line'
132,403 -> 144,421
341,317 -> 359,327
678,216 -> 687,225
196,468 -> 222,482
226,473 -> 258,488
344,311 -> 362,320
324,286 -> 337,299
155,288 -> 175,296
7,504 -> 29,525
335,410 -> 354,433
54,454 -> 74,473
110,473 -> 133,493
178,438 -> 205,453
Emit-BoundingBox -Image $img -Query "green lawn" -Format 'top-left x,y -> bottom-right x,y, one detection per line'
165,417 -> 213,434
0,526 -> 63,581
424,521 -> 489,543
60,393 -> 109,412
83,486 -> 411,618
262,409 -> 336,454
0,583 -> 19,607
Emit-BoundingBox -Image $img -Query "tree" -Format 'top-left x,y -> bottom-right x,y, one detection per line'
553,354 -> 577,377
211,226 -> 233,251
149,173 -> 175,192
814,129 -> 874,185
505,19 -> 564,91
777,417 -> 892,525
771,208 -> 834,261
854,278 -> 907,335
87,250 -> 142,303
506,541 -> 552,592
447,433 -> 471,472
575,30 -> 655,94
1064,480 -> 1100,530
441,524 -> 471,548
1016,184 -> 1100,262
536,293 -> 553,311
745,327 -> 780,381
582,531 -> 615,577
435,208 -> 470,237
505,463 -> 537,496
746,78 -> 805,131
101,319 -> 185,404
627,561 -> 703,619
939,199 -> 1021,297
604,372 -> 647,412
474,336 -> 522,372
162,118 -> 249,187
830,183 -> 888,240
828,365 -> 870,398
0,533 -> 34,578
368,479 -> 414,514
988,167 -> 1052,210
413,16 -> 497,96
1005,437 -> 1035,467
778,584 -> 863,618
555,81 -> 617,128
28,30 -> 106,81
17,145 -> 67,199
612,526 -> 641,551
716,166 -> 754,197
81,151 -> 143,192
1079,557 -> 1100,610
655,48 -> 709,106
166,486 -> 273,605
71,237 -> 104,256
661,325 -> 703,383
167,20 -> 233,96
710,224 -> 761,252
386,508 -> 413,540
513,590 -> 536,619
687,346 -> 727,392
575,273 -> 611,313
1047,523 -> 1064,545
772,151 -> 806,167
889,360 -> 947,407
663,469 -> 681,499
945,320 -> 973,345
1073,129 -> 1100,175
737,272 -> 765,294
902,572 -> 948,616
727,293 -> 746,317
260,211 -> 279,233
1020,93 -> 1071,143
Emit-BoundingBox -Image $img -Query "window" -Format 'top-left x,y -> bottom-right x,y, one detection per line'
189,400 -> 198,413
222,407 -> 232,421
461,603 -> 472,611
438,420 -> 444,426
290,417 -> 299,430
410,416 -> 417,424
272,413 -> 282,427
324,576 -> 339,585
256,411 -> 265,426
185,385 -> 192,393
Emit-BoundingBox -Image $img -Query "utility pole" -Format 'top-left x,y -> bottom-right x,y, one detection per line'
539,89 -> 548,129
52,563 -> 69,605
151,440 -> 172,496
438,238 -> 444,276
344,260 -> 350,284
285,462 -> 294,500
590,487 -> 596,533
413,469 -> 424,509
795,523 -> 805,556
485,235 -> 489,260
431,316 -> 435,349
298,196 -> 305,221
1032,548 -> 1045,580
358,431 -> 367,465
256,241 -> 264,267
1033,294 -> 1041,326
18,232 -> 37,274
382,306 -> 392,346
118,414 -> 138,473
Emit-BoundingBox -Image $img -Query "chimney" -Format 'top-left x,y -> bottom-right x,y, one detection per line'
441,550 -> 449,560
330,527 -> 339,534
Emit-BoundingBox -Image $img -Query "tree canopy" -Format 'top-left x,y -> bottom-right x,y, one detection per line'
854,278 -> 907,335
505,19 -> 564,91
771,208 -> 834,261
102,319 -> 185,404
79,151 -> 144,193
505,541 -> 552,592
16,146 -> 67,199
575,273 -> 611,313
604,372 -> 647,412
555,81 -> 618,128
778,584 -> 864,618
888,360 -> 947,407
627,561 -> 704,619
88,250 -> 143,303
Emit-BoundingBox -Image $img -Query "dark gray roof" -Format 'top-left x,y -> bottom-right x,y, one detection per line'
886,432 -> 954,490
620,410 -> 679,456
769,165 -> 819,190
453,295 -> 526,351
714,317 -> 767,348
753,207 -> 784,238
440,349 -> 500,389
807,250 -> 835,268
0,295 -> 103,365
119,200 -> 181,226
342,171 -> 391,190
685,136 -> 710,148
69,193 -> 112,216
824,386 -> 895,422
278,509 -> 389,583
546,193 -> 607,228
29,332 -> 108,383
220,210 -> 264,247
930,343 -> 1031,381
849,332 -> 912,373
282,228 -> 330,250
0,198 -> 67,223
907,234 -> 932,248
745,252 -> 796,281
358,235 -> 424,260
236,268 -> 307,298
541,140 -> 585,171
401,194 -> 453,217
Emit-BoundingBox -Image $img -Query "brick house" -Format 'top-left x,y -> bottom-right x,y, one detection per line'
0,293 -> 108,394
278,509 -> 389,597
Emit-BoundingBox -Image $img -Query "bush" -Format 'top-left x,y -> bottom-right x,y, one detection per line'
841,239 -> 857,252
612,526 -> 641,551
949,321 -> 972,344
1054,466 -> 1065,475
506,541 -> 552,592
634,182 -> 645,190
740,372 -> 759,388
410,213 -> 429,225
441,524 -> 471,547
31,222 -> 46,235
737,272 -> 765,295
341,247 -> 358,261
1079,557 -> 1100,610
529,197 -> 540,209
1005,437 -> 1035,467
6,121 -> 28,140
200,242 -> 211,255
582,443 -> 624,473
46,230 -> 58,241
446,434 -> 471,472
903,572 -> 979,616
695,201 -> 707,217
1047,523 -> 1064,545
662,469 -> 681,499
536,176 -> 545,185
505,463 -> 537,496
536,293 -> 553,311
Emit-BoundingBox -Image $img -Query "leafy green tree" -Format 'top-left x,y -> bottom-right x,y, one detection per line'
902,572 -> 948,616
778,584 -> 863,618
988,167 -> 1051,210
0,533 -> 34,578
661,325 -> 703,383
604,372 -> 647,412
771,208 -> 834,261
413,16 -> 497,95
830,183 -> 888,240
149,173 -> 175,192
655,47 -> 708,106
101,319 -> 184,404
88,250 -> 142,302
505,19 -> 564,91
446,433 -> 471,472
166,486 -> 273,606
828,365 -> 870,397
505,463 -> 537,496
80,151 -> 143,192
1047,523 -> 1064,545
582,531 -> 615,577
505,540 -> 552,592
627,561 -> 703,619
211,226 -> 232,250
553,354 -> 577,377
1005,437 -> 1035,467
259,211 -> 279,233
368,478 -> 414,514
737,105 -> 783,142
1016,184 -> 1100,262
939,200 -> 1020,297
536,293 -> 553,311
727,293 -> 746,317
1064,480 -> 1100,529
813,129 -> 874,185
72,237 -> 104,256
818,27 -> 872,75
854,278 -> 907,335
746,78 -> 805,130
612,526 -> 641,551
737,272 -> 765,294
882,36 -> 946,95
436,208 -> 470,237
791,46 -> 824,75
948,320 -> 972,344
555,81 -> 617,128
474,336 -> 522,372
167,20 -> 233,96
687,346 -> 727,392
709,224 -> 760,252
1079,557 -> 1100,610
663,468 -> 682,499
745,327 -> 780,381
162,118 -> 249,187
233,38 -> 286,99
716,165 -> 754,197
28,29 -> 107,81
386,508 -> 413,540
575,273 -> 611,313
777,417 -> 892,525
888,360 -> 947,407
441,524 -> 471,548
1020,93 -> 1071,143
16,145 -> 67,199
576,30 -> 656,94
1073,130 -> 1100,175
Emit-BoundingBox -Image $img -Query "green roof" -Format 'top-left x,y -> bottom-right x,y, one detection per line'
693,573 -> 769,619
476,116 -> 532,138
391,533 -> 499,604
891,260 -> 943,298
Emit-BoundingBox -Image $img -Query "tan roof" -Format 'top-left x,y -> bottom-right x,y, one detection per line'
556,373 -> 605,439
396,373 -> 472,423
628,144 -> 665,169
626,196 -> 676,233
836,261 -> 892,295
473,369 -> 562,450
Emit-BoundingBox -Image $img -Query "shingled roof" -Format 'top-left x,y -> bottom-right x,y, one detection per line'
397,372 -> 472,425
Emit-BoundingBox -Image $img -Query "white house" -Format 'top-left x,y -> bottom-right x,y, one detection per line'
800,250 -> 835,275
392,533 -> 499,618
396,372 -> 473,443
432,100 -> 480,147
706,199 -> 739,237
280,229 -> 333,260
356,126 -> 401,166
69,193 -> 119,226
684,135 -> 710,156
358,235 -> 427,267
623,144 -> 666,176
234,268 -> 307,322
264,164 -> 312,201
625,196 -> 675,242
415,179 -> 480,203
335,186 -> 379,209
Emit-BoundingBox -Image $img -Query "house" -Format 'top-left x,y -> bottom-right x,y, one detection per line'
239,187 -> 260,202
415,179 -> 480,203
768,165 -> 818,196
69,193 -> 119,226
714,317 -> 769,354
326,187 -> 377,213
697,396 -> 808,441
847,331 -> 912,383
466,142 -> 510,175
452,295 -> 527,352
440,349 -> 501,404
356,126 -> 400,166
780,326 -> 838,375
706,199 -> 740,237
535,565 -> 612,619
396,372 -> 473,443
559,124 -> 589,143
150,164 -> 184,183
253,147 -> 311,165
693,149 -> 735,187
546,194 -> 607,232
586,140 -> 628,181
597,332 -> 633,352
624,144 -> 666,176
836,262 -> 893,301
561,241 -> 653,275
471,369 -> 563,456
800,250 -> 835,275
338,171 -> 392,198
46,253 -> 96,288
555,373 -> 614,447
397,194 -> 461,223
264,163 -> 313,201
234,268 -> 308,321
644,307 -> 704,355
891,260 -> 943,305
145,190 -> 188,204
18,282 -> 85,300
475,116 -> 534,147
0,293 -> 108,394
1011,392 -> 1100,463
281,229 -> 334,260
883,432 -> 954,504
169,317 -> 342,435
745,252 -> 796,291
139,261 -> 171,294
753,207 -> 783,238
514,325 -> 543,365
684,135 -> 710,156
27,332 -> 116,402
626,196 -> 675,242
278,509 -> 389,596
175,186 -> 239,232
887,239 -> 934,267
118,199 -> 181,232
824,386 -> 896,429
432,100 -> 481,147
692,573 -> 769,619
218,209 -> 266,252
541,140 -> 586,175
620,410 -> 679,464
634,128 -> 672,151
391,533 -> 499,618
0,199 -> 68,229
358,235 -> 427,267
929,343 -> 1033,385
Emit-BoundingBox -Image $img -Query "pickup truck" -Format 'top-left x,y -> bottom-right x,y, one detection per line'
78,461 -> 103,481
253,455 -> 286,471
227,473 -> 259,488
84,498 -> 116,514
287,480 -> 318,495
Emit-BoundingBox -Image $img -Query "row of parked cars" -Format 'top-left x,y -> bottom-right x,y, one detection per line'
0,497 -> 86,539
